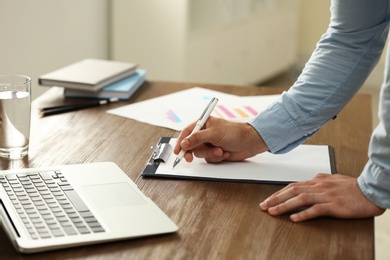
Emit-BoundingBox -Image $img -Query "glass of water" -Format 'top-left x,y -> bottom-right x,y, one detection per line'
0,75 -> 31,159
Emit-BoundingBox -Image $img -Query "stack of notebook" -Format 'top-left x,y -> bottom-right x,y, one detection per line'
39,59 -> 147,100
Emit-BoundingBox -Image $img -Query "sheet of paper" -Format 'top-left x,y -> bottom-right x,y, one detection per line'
107,87 -> 280,131
155,139 -> 332,183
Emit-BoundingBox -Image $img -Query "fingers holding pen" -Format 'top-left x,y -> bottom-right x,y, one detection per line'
173,120 -> 197,155
177,129 -> 229,163
174,116 -> 227,162
175,116 -> 266,163
192,143 -> 229,163
180,144 -> 228,163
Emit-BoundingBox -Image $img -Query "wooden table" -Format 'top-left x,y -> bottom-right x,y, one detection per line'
0,81 -> 374,259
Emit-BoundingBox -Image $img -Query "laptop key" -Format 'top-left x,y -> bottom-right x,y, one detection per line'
78,227 -> 91,234
60,220 -> 72,227
38,171 -> 56,181
51,228 -> 65,237
6,175 -> 18,181
63,190 -> 89,212
91,227 -> 105,233
38,232 -> 51,239
88,222 -> 102,228
63,225 -> 77,236
79,211 -> 93,218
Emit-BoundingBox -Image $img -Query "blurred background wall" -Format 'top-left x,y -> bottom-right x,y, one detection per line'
0,0 -> 385,99
0,0 -> 109,99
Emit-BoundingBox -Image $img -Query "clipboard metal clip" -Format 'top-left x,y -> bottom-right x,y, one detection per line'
150,143 -> 173,163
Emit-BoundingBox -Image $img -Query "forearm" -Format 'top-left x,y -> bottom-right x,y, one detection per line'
250,0 -> 389,154
358,44 -> 390,209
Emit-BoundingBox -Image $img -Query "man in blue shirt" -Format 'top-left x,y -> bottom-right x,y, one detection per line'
174,0 -> 389,222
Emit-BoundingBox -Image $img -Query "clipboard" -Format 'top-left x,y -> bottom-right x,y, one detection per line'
141,137 -> 336,185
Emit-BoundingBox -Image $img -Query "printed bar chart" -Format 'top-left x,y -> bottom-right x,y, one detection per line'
166,110 -> 182,123
107,87 -> 280,131
215,105 -> 259,119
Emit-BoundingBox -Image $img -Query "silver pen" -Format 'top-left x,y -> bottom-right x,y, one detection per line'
172,97 -> 219,169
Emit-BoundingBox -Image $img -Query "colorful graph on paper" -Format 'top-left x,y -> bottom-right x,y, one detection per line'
107,87 -> 280,131
164,96 -> 260,123
166,110 -> 182,123
214,104 -> 259,119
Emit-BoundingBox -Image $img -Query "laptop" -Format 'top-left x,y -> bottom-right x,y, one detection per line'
0,162 -> 178,253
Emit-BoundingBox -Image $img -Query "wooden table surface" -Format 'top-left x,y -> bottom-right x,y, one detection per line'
0,81 -> 373,259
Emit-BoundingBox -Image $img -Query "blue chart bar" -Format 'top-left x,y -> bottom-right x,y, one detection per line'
166,110 -> 182,123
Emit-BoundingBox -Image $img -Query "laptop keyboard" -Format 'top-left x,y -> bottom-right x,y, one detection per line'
0,170 -> 105,240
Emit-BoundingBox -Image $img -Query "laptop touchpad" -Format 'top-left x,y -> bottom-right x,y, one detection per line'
82,182 -> 147,209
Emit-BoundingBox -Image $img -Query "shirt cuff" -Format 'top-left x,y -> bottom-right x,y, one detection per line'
248,101 -> 316,154
358,160 -> 390,209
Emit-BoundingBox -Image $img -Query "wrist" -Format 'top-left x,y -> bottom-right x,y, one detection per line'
244,123 -> 269,155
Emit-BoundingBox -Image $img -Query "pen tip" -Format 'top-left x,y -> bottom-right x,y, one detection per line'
172,158 -> 180,169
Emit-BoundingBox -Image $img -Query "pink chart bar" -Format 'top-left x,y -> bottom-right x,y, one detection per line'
217,105 -> 235,118
244,106 -> 258,116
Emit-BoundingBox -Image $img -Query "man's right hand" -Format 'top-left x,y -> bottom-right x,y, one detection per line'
173,116 -> 269,163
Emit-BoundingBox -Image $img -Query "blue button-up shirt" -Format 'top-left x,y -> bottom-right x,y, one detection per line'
249,0 -> 390,209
